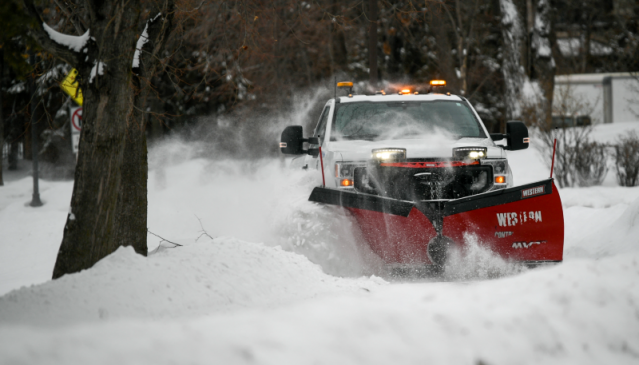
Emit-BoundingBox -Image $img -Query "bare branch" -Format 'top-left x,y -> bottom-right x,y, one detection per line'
147,229 -> 183,246
194,215 -> 214,242
52,0 -> 86,35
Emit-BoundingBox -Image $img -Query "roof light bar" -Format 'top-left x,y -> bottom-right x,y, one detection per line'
337,81 -> 353,88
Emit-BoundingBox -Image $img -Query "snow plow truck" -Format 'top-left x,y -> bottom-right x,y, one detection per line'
280,81 -> 564,270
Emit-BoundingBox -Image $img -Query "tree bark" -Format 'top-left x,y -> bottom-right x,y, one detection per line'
0,49 -> 4,186
22,0 -> 140,278
430,9 -> 458,91
115,7 -> 174,256
330,0 -> 347,72
23,0 -> 175,279
367,0 -> 378,88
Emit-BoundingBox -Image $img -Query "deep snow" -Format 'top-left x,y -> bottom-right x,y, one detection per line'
1,125 -> 639,364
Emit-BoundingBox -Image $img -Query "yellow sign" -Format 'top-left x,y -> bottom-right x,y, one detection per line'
60,68 -> 83,106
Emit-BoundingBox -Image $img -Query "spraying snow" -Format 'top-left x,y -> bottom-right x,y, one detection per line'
443,233 -> 527,281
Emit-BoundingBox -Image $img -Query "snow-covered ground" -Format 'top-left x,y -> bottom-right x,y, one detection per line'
1,124 -> 639,364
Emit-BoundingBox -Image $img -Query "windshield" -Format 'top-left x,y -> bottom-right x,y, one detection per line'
331,100 -> 486,141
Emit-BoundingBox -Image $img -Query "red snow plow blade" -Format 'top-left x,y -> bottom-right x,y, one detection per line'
309,179 -> 564,266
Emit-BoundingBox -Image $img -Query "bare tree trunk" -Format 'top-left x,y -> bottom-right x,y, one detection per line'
23,0 -> 175,279
331,0 -> 347,72
0,49 -> 4,186
26,0 -> 142,279
368,0 -> 378,87
526,0 -> 534,76
581,18 -> 591,73
115,6 -> 174,256
54,65 -> 136,278
455,0 -> 468,94
430,10 -> 458,91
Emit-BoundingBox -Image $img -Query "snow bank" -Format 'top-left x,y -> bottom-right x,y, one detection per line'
565,197 -> 639,259
560,186 -> 639,208
1,251 -> 637,365
590,121 -> 639,144
0,238 -> 384,326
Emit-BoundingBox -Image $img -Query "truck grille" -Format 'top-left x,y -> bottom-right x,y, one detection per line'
354,161 -> 493,201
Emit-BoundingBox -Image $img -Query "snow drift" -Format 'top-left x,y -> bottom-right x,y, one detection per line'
0,238 -> 384,326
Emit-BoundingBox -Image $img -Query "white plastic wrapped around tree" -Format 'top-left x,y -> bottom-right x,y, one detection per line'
499,0 -> 526,123
532,0 -> 556,123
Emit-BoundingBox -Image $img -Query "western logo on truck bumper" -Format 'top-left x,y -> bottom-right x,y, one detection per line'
496,211 -> 542,226
521,185 -> 545,199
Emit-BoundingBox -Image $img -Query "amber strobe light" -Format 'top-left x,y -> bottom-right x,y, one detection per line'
495,176 -> 506,184
340,179 -> 353,187
430,80 -> 446,86
337,81 -> 353,88
400,89 -> 411,95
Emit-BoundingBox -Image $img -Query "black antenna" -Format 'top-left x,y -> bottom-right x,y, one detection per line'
334,76 -> 336,98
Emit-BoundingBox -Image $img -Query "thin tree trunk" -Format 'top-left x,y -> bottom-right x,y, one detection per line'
331,0 -> 347,72
581,19 -> 591,73
0,49 -> 4,186
8,98 -> 18,171
430,10 -> 458,91
368,0 -> 378,87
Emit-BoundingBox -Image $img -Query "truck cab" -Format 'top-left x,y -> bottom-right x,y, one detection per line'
281,82 -> 529,202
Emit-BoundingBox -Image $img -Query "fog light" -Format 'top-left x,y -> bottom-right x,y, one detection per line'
372,148 -> 406,160
453,147 -> 487,160
495,176 -> 506,184
340,179 -> 353,187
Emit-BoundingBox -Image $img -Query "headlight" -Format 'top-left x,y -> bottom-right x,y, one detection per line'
453,147 -> 487,160
372,148 -> 406,161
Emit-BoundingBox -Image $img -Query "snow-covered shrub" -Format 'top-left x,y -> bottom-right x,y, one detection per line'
574,139 -> 609,187
614,131 -> 639,187
523,82 -> 602,188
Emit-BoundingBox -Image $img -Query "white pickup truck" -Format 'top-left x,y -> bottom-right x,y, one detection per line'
280,82 -> 563,269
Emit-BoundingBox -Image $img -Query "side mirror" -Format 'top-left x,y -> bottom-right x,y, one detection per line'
280,126 -> 304,155
505,121 -> 529,151
491,121 -> 529,150
280,126 -> 322,155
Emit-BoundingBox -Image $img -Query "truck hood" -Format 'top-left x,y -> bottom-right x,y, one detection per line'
328,137 -> 504,161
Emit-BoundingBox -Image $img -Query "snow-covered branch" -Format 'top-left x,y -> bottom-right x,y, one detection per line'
22,0 -> 87,67
132,6 -> 174,76
42,22 -> 90,53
